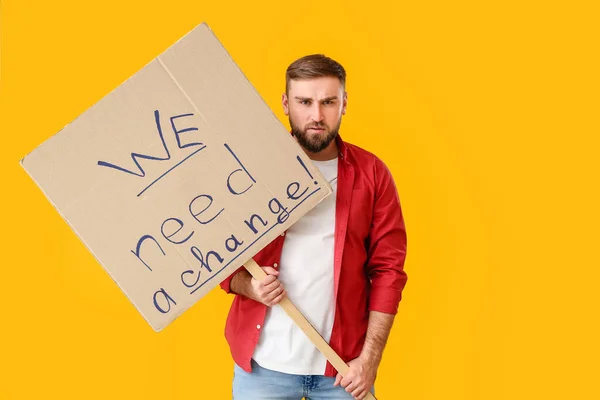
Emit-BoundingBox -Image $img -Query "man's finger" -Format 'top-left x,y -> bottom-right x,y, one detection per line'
345,381 -> 358,393
260,274 -> 277,285
340,375 -> 351,388
334,373 -> 342,387
352,387 -> 365,399
269,289 -> 286,305
265,287 -> 284,304
263,279 -> 282,293
266,284 -> 283,298
261,266 -> 279,276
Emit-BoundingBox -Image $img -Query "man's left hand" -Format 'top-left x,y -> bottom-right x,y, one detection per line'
333,356 -> 378,400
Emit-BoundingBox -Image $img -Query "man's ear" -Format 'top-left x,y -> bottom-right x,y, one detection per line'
342,91 -> 348,115
282,93 -> 290,116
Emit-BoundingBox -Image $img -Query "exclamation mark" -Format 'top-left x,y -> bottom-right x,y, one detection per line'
297,155 -> 318,185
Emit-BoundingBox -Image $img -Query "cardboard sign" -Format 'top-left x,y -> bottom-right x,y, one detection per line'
20,23 -> 332,332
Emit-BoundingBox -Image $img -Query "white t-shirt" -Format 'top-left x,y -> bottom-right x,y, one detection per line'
252,157 -> 338,375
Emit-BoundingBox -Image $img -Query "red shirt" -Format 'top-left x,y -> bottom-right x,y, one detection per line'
219,135 -> 408,377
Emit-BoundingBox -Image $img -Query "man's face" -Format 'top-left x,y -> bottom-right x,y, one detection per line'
283,76 -> 347,153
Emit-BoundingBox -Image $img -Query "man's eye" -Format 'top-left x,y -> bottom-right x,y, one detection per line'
301,100 -> 310,105
323,100 -> 333,105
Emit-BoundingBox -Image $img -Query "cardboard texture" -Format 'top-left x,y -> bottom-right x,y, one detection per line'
21,23 -> 332,332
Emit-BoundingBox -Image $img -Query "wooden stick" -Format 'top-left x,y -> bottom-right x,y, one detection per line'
244,258 -> 377,400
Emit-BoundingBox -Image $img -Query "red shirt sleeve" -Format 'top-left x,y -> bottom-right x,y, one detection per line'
366,158 -> 408,314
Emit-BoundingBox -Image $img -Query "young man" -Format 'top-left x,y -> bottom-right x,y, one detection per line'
220,54 -> 408,400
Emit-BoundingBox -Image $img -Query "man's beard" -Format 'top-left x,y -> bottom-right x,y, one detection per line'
290,117 -> 341,153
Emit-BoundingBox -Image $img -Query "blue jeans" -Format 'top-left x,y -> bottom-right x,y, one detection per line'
233,360 -> 375,399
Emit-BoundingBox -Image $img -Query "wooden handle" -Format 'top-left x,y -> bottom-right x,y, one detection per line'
244,258 -> 377,400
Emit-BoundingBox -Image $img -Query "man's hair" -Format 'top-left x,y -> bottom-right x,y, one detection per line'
285,54 -> 346,94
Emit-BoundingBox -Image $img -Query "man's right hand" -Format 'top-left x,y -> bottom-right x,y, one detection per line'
230,267 -> 286,306
250,266 -> 287,306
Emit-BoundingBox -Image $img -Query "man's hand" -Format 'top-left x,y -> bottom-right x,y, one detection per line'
250,266 -> 287,306
333,355 -> 378,400
333,311 -> 395,399
230,267 -> 286,306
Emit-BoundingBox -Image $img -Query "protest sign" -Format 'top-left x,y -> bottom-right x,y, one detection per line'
20,22 -> 333,332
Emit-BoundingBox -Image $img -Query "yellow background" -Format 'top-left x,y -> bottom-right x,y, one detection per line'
1,1 -> 599,399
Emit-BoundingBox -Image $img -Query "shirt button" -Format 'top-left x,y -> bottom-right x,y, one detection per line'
257,324 -> 261,329
281,232 -> 285,237
273,263 -> 278,268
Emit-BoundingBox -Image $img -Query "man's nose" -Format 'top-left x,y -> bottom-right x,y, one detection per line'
311,105 -> 324,123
